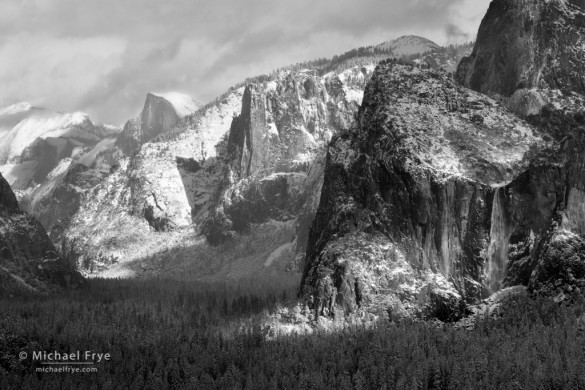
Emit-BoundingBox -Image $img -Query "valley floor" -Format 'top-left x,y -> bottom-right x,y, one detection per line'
1,278 -> 585,389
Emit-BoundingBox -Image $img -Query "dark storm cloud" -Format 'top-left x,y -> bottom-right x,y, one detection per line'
0,0 -> 490,124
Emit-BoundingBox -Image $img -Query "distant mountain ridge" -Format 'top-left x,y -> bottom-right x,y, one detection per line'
0,103 -> 120,190
377,35 -> 441,56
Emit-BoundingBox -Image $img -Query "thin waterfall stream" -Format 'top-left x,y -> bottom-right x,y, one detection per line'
487,187 -> 512,292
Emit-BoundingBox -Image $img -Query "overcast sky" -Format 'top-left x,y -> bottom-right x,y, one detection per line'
0,0 -> 490,126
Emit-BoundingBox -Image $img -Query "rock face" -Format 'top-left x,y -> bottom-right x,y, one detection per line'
0,173 -> 82,294
116,92 -> 198,155
204,66 -> 373,271
300,62 -> 545,319
456,0 -> 585,99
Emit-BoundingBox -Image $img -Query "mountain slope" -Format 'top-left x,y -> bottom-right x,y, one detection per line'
0,173 -> 82,294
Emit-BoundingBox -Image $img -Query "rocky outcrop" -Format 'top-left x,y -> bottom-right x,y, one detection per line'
456,0 -> 585,100
116,92 -> 198,155
300,62 -> 545,320
0,173 -> 82,294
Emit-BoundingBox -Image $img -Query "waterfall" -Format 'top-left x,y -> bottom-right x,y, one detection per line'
487,187 -> 511,292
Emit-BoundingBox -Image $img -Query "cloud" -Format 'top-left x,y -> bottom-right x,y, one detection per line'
0,33 -> 125,112
445,23 -> 471,43
0,0 -> 491,125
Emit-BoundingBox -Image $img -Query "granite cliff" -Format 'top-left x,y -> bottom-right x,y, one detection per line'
298,0 -> 585,322
456,0 -> 585,115
300,62 -> 544,320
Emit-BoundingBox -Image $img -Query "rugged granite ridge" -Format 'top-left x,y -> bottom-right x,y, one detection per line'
116,92 -> 198,155
204,66 -> 373,271
0,173 -> 82,293
300,62 -> 545,320
456,0 -> 585,109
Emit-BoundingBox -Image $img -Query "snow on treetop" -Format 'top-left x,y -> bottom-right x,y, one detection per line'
149,92 -> 199,117
378,35 -> 440,57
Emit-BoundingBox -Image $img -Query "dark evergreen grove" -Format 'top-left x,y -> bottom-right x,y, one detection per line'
1,278 -> 585,389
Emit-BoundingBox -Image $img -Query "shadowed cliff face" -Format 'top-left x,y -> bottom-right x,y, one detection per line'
0,173 -> 83,293
456,0 -> 585,98
300,62 -> 546,320
499,121 -> 585,300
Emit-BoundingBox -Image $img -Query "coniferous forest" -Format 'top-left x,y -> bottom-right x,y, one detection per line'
1,278 -> 585,389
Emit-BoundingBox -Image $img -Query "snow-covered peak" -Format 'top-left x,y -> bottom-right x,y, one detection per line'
148,92 -> 199,117
0,110 -> 94,164
64,111 -> 91,125
378,35 -> 440,57
0,102 -> 34,116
